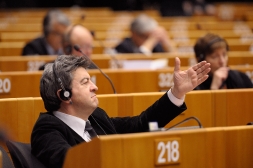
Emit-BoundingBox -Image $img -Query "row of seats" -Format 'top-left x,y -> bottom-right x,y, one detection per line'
1,52 -> 253,71
2,30 -> 253,42
0,6 -> 253,167
1,64 -> 253,97
0,39 -> 252,56
0,7 -> 253,56
0,89 -> 252,143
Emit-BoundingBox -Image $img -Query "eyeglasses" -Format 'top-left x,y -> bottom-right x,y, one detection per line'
79,44 -> 93,50
50,31 -> 64,37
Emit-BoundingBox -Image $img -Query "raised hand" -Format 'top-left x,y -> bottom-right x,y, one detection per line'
171,57 -> 211,98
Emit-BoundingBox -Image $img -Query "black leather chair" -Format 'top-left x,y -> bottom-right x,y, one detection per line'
6,141 -> 46,168
0,145 -> 15,168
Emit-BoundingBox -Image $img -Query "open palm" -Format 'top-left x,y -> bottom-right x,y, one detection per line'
172,57 -> 211,98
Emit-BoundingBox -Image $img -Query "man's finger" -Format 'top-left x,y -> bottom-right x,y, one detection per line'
197,75 -> 209,85
192,61 -> 207,71
197,67 -> 211,79
195,63 -> 211,75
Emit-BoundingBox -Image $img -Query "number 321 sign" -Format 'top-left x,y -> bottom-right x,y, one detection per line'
155,138 -> 181,166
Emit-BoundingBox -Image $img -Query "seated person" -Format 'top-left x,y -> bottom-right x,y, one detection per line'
31,55 -> 210,168
194,33 -> 253,90
39,24 -> 96,70
114,14 -> 175,55
62,24 -> 94,58
22,9 -> 70,56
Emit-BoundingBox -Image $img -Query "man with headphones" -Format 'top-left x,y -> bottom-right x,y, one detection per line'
194,33 -> 253,90
31,54 -> 210,168
22,9 -> 70,56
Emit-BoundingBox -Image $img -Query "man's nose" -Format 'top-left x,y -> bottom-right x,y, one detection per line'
90,81 -> 98,92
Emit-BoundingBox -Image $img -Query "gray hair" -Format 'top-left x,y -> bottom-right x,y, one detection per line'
130,14 -> 158,35
43,9 -> 71,36
40,55 -> 90,111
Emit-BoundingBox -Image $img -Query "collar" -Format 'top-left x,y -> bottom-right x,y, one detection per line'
53,111 -> 88,139
44,39 -> 64,55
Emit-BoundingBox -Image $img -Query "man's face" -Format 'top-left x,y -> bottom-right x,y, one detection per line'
47,22 -> 67,51
71,38 -> 93,57
205,47 -> 228,74
131,31 -> 150,47
70,26 -> 94,57
70,67 -> 98,116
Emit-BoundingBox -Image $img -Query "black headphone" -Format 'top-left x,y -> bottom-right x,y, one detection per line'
52,62 -> 72,102
197,37 -> 229,62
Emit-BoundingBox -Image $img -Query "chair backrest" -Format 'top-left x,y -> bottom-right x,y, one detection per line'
0,146 -> 15,168
6,141 -> 46,168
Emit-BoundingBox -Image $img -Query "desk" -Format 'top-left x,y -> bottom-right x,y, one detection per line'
1,89 -> 253,143
1,52 -> 253,72
0,69 -> 176,98
63,125 -> 253,168
1,66 -> 253,98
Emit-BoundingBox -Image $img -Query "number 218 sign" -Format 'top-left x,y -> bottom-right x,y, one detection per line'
155,138 -> 181,166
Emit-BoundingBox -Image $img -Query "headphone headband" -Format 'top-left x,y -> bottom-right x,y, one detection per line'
52,63 -> 72,101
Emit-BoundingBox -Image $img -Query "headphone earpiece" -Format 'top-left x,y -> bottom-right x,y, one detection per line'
59,88 -> 72,100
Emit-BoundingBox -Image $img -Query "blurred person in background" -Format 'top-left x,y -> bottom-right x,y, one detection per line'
62,24 -> 93,58
62,24 -> 97,69
182,0 -> 216,16
22,9 -> 71,56
114,14 -> 175,55
39,24 -> 96,70
194,33 -> 253,90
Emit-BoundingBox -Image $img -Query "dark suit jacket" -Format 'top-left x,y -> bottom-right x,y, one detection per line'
115,37 -> 165,53
22,37 -> 49,55
194,70 -> 253,90
31,92 -> 186,168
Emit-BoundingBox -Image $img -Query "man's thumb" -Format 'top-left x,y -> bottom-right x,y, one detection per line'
174,57 -> 181,72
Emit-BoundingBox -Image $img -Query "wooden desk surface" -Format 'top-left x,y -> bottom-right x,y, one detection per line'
1,65 -> 253,98
1,51 -> 253,72
1,89 -> 253,143
63,125 -> 253,168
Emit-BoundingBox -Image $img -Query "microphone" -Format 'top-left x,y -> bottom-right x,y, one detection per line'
166,116 -> 203,131
73,45 -> 117,94
95,36 -> 122,69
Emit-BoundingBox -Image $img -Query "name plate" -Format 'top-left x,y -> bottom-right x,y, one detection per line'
158,72 -> 173,88
155,138 -> 181,166
0,77 -> 11,94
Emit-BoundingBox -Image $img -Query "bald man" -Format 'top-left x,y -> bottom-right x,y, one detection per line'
62,24 -> 93,57
39,25 -> 96,70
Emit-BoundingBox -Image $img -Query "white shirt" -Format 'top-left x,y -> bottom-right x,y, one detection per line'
45,39 -> 64,55
54,89 -> 184,142
53,111 -> 92,142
